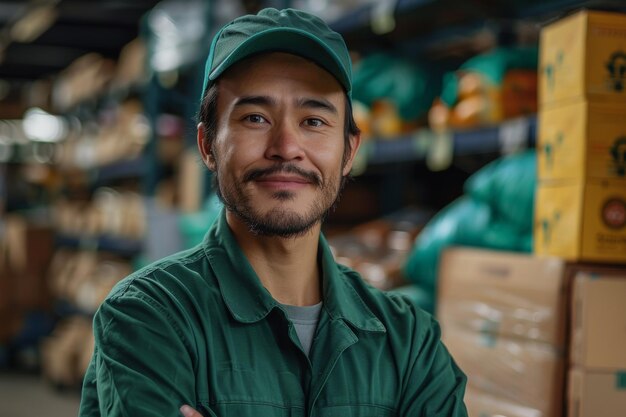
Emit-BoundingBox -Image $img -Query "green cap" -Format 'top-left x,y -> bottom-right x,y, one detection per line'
201,8 -> 352,101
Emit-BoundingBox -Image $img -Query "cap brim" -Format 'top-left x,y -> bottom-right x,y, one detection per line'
207,28 -> 351,96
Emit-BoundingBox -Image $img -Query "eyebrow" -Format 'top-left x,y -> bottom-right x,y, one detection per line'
296,97 -> 338,116
234,95 -> 276,108
233,95 -> 338,116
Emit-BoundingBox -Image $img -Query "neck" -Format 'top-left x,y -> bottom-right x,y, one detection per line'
226,210 -> 322,306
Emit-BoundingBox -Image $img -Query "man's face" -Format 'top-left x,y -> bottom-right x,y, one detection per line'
201,52 -> 360,237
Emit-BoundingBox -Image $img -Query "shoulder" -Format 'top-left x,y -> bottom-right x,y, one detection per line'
106,243 -> 216,307
93,244 -> 221,347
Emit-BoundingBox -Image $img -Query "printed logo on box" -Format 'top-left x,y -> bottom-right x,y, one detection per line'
542,132 -> 564,169
611,137 -> 626,177
606,51 -> 626,92
541,212 -> 561,244
543,51 -> 564,91
602,197 -> 626,230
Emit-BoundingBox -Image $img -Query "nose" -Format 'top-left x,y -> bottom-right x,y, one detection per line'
264,120 -> 305,162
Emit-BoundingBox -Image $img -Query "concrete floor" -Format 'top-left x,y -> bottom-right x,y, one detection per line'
0,372 -> 81,417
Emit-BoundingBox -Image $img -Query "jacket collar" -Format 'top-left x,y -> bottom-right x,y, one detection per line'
203,209 -> 385,333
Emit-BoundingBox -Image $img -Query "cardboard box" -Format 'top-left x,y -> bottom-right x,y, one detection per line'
0,308 -> 23,344
438,247 -> 567,346
538,100 -> 626,181
534,179 -> 626,263
571,271 -> 626,369
539,10 -> 626,106
442,327 -> 564,417
465,387 -> 543,417
178,149 -> 204,213
0,217 -> 55,312
568,368 -> 626,417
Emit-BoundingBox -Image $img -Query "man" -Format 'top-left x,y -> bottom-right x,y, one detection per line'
79,8 -> 467,417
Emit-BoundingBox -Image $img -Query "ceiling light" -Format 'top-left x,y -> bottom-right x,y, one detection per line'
23,107 -> 67,143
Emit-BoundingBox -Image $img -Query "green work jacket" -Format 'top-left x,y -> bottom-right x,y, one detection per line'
79,210 -> 467,417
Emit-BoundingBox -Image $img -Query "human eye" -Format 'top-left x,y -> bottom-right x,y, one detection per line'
244,114 -> 268,124
303,118 -> 325,128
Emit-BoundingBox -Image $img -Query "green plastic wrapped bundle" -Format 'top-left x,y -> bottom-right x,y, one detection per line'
403,151 -> 536,295
440,47 -> 539,107
352,53 -> 438,120
464,149 -> 536,232
403,197 -> 492,291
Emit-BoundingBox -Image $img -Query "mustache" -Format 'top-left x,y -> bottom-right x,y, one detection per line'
243,164 -> 322,187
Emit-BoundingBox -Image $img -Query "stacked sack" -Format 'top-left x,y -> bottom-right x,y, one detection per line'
351,53 -> 438,139
429,47 -> 538,132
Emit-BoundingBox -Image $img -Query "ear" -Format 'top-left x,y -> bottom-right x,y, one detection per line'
342,132 -> 362,176
197,122 -> 216,171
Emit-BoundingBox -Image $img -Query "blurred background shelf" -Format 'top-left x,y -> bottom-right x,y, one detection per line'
331,0 -> 626,39
94,156 -> 148,184
54,299 -> 97,318
361,114 -> 536,166
55,234 -> 143,258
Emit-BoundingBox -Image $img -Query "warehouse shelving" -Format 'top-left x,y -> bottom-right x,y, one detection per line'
54,234 -> 143,258
330,0 -> 626,36
94,155 -> 148,185
360,115 -> 536,166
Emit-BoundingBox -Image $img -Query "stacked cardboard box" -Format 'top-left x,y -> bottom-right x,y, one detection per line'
438,247 -> 568,417
438,246 -> 626,416
535,10 -> 626,263
47,249 -> 132,314
0,216 -> 55,343
567,270 -> 626,417
53,189 -> 146,240
536,12 -> 626,415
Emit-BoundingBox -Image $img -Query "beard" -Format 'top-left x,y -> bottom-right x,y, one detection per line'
213,162 -> 346,238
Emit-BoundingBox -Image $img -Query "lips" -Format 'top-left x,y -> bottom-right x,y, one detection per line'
253,174 -> 313,191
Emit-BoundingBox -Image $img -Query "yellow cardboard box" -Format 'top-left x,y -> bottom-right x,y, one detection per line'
571,271 -> 626,370
539,10 -> 626,106
568,368 -> 626,417
534,179 -> 626,263
538,100 -> 626,181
